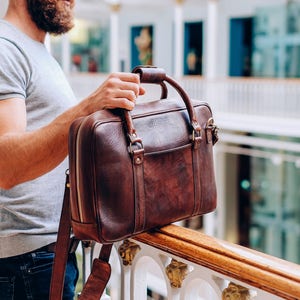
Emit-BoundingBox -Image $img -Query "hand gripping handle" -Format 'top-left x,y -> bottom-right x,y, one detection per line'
124,66 -> 201,146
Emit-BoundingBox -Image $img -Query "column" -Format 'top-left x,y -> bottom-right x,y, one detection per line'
109,3 -> 121,72
46,34 -> 71,74
204,0 -> 220,237
61,34 -> 71,74
206,0 -> 219,79
173,0 -> 185,79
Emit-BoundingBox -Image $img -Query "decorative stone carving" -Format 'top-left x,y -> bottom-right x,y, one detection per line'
222,282 -> 251,300
118,240 -> 141,266
165,259 -> 188,288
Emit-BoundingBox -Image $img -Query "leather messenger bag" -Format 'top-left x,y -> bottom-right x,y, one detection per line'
50,66 -> 218,300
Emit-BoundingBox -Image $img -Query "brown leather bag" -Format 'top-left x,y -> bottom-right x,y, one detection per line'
50,66 -> 218,300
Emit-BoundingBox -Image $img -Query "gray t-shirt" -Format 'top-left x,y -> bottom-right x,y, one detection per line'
0,20 -> 77,257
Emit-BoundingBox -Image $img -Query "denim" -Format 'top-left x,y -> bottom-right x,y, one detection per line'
0,249 -> 78,300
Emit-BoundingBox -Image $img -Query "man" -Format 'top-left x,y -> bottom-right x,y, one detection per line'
0,0 -> 145,299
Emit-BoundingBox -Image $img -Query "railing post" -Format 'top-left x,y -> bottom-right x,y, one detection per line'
206,0 -> 219,79
173,0 -> 185,79
108,2 -> 121,72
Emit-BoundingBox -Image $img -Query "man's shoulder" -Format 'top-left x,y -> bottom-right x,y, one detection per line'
0,19 -> 20,38
0,20 -> 25,54
0,36 -> 28,67
0,36 -> 20,49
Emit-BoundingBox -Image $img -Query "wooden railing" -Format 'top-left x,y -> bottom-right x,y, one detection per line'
78,225 -> 300,300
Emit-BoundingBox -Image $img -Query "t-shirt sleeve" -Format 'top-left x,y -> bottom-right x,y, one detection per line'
0,38 -> 30,101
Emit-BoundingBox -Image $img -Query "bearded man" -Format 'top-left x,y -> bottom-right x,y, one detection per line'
0,1 -> 145,299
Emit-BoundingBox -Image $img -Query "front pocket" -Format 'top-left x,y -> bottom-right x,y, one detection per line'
28,251 -> 54,275
0,276 -> 15,300
26,252 -> 54,299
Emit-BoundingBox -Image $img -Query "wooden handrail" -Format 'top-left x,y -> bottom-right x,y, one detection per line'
134,224 -> 300,299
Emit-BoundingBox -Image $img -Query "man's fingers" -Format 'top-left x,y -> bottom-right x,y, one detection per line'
139,86 -> 146,96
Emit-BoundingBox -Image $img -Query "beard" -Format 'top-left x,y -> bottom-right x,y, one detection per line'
26,0 -> 75,35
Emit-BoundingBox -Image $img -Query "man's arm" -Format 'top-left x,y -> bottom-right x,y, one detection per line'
0,72 -> 145,189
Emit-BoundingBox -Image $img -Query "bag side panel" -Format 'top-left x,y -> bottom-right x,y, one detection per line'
196,104 -> 217,214
69,111 -> 123,242
136,101 -> 217,229
69,117 -> 85,224
94,121 -> 136,242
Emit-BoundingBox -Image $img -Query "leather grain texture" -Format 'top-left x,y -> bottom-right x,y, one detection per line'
68,67 -> 217,244
78,258 -> 111,300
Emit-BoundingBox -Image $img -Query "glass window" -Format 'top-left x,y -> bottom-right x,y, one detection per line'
237,139 -> 300,264
51,18 -> 109,73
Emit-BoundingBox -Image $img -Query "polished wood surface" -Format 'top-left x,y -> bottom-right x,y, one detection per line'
134,224 -> 300,299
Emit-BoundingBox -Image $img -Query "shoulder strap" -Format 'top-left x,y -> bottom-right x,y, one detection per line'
49,174 -> 72,300
49,173 -> 113,300
78,244 -> 113,300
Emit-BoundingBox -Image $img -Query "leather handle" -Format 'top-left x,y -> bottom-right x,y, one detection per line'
132,65 -> 168,99
132,65 -> 166,84
124,66 -> 201,144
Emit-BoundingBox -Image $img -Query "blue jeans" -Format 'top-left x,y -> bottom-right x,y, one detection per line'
0,248 -> 78,300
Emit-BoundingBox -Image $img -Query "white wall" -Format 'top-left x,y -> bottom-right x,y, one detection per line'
2,0 -> 298,77
117,0 -> 294,77
217,0 -> 291,76
120,5 -> 174,74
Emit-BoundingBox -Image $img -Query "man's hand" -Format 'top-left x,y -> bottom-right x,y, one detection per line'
0,72 -> 146,189
82,72 -> 146,114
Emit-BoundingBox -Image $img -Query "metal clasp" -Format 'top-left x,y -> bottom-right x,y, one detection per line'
206,117 -> 219,145
128,133 -> 144,154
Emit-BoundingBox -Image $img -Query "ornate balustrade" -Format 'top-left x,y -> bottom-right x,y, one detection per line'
78,224 -> 300,300
69,73 -> 300,137
69,73 -> 300,118
180,76 -> 300,118
179,76 -> 300,137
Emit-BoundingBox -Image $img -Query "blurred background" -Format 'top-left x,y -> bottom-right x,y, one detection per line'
1,0 -> 300,266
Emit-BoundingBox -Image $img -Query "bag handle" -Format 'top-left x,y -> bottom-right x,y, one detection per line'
133,65 -> 168,99
125,66 -> 202,147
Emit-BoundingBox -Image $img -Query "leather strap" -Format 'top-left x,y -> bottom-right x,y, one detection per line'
50,174 -> 72,300
49,174 -> 112,300
132,148 -> 146,233
192,137 -> 202,216
79,245 -> 112,300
